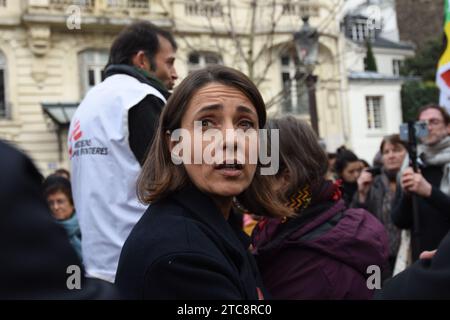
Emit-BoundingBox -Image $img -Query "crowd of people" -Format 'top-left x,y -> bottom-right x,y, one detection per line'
2,21 -> 450,300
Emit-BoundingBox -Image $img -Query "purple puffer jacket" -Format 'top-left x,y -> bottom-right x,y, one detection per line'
251,199 -> 389,300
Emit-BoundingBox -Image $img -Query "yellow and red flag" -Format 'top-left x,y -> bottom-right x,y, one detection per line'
437,0 -> 450,112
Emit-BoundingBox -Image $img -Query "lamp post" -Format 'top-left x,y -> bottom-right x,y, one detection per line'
42,103 -> 78,162
293,16 -> 320,136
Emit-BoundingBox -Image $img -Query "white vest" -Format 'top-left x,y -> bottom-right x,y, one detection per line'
68,74 -> 166,282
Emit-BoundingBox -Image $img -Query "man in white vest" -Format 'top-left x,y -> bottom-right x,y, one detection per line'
68,22 -> 178,282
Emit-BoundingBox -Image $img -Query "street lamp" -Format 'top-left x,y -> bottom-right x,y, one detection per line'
42,103 -> 78,162
293,16 -> 320,136
294,16 -> 319,70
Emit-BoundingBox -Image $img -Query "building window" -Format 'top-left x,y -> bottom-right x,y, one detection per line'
392,59 -> 402,76
366,96 -> 383,129
188,52 -> 222,72
185,0 -> 223,17
280,55 -> 309,115
346,16 -> 375,42
0,51 -> 7,119
343,14 -> 382,42
351,21 -> 372,42
78,49 -> 109,97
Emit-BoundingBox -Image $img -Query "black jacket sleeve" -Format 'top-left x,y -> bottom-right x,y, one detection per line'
374,231 -> 450,299
128,94 -> 165,166
391,187 -> 414,229
391,186 -> 450,229
142,252 -> 243,300
0,141 -> 117,299
424,186 -> 450,217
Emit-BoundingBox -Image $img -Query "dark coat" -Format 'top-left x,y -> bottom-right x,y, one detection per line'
351,172 -> 401,259
0,140 -> 116,299
391,164 -> 450,260
115,184 -> 265,300
375,230 -> 450,299
341,181 -> 357,206
252,199 -> 389,300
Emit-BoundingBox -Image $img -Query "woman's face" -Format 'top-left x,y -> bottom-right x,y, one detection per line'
47,191 -> 74,220
382,142 -> 406,172
341,161 -> 363,183
174,83 -> 259,199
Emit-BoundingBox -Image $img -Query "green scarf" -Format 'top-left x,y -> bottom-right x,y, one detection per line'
134,67 -> 168,92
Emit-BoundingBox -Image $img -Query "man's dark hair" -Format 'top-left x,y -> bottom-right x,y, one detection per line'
107,21 -> 177,71
417,104 -> 450,125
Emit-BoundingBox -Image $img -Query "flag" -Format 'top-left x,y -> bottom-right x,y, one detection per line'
436,0 -> 450,113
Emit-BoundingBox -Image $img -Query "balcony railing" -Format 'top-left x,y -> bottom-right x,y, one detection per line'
22,0 -> 175,28
281,1 -> 319,17
49,0 -> 95,10
27,0 -> 152,15
107,0 -> 150,9
23,0 -> 188,28
185,0 -> 223,17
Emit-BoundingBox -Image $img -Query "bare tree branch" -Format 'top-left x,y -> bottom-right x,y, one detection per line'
158,0 -> 349,114
254,0 -> 287,86
204,4 -> 227,54
226,0 -> 249,69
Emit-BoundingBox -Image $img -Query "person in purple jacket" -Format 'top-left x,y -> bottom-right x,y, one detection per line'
251,116 -> 389,300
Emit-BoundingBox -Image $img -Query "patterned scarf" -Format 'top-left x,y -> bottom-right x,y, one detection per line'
254,180 -> 343,251
286,179 -> 343,214
287,186 -> 312,212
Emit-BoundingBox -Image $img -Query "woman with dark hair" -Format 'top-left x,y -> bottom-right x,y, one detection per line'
251,116 -> 389,299
352,134 -> 407,276
43,175 -> 82,261
115,65 -> 292,299
334,147 -> 363,205
326,153 -> 337,181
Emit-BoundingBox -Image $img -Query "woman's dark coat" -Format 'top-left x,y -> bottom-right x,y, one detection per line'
115,185 -> 265,300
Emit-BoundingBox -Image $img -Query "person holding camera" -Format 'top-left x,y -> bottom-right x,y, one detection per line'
392,104 -> 450,262
334,147 -> 363,205
352,134 -> 408,276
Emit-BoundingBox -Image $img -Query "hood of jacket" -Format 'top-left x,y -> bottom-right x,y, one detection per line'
252,199 -> 389,276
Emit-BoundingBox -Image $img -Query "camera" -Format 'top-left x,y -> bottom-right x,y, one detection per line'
399,121 -> 429,173
399,121 -> 429,142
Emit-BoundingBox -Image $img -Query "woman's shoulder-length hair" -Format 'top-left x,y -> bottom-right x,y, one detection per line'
267,116 -> 328,199
137,65 -> 293,218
